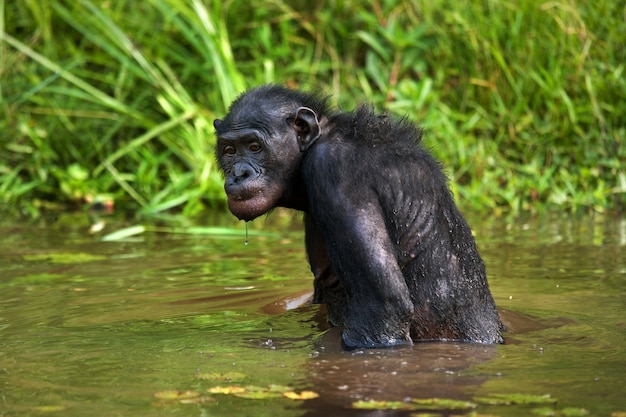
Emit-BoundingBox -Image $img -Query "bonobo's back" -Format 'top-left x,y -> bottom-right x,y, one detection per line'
328,106 -> 423,147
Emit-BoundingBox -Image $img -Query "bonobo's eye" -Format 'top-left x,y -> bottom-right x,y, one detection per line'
248,142 -> 262,153
223,145 -> 236,155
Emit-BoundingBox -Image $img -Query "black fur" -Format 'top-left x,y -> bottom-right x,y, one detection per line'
214,85 -> 503,348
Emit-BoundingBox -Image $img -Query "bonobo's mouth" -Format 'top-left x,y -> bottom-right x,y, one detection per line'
225,184 -> 281,221
227,193 -> 270,221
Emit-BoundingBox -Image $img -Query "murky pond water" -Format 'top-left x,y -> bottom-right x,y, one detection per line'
1,210 -> 625,416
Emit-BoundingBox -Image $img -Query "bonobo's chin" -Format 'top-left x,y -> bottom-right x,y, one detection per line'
227,194 -> 273,221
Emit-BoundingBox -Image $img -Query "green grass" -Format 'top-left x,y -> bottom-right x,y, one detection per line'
1,0 -> 624,218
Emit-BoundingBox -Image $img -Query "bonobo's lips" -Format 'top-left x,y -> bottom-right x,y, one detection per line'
225,186 -> 278,221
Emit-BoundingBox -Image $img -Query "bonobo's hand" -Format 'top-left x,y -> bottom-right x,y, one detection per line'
340,299 -> 414,349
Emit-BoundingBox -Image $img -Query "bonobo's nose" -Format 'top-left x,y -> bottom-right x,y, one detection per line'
230,161 -> 256,184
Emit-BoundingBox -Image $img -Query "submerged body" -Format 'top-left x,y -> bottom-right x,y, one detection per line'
214,85 -> 503,348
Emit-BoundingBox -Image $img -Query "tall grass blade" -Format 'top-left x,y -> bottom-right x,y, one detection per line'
1,32 -> 142,120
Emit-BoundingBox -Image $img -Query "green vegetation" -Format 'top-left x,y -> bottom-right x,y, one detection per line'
1,0 -> 624,218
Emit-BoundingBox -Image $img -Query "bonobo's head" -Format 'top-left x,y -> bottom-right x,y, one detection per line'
214,85 -> 328,221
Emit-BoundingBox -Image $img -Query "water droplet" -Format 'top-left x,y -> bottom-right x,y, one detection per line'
244,221 -> 249,245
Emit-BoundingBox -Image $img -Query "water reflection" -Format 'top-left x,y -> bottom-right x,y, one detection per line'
308,334 -> 497,409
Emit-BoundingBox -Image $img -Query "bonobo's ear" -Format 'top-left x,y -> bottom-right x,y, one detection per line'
213,119 -> 222,130
291,107 -> 321,152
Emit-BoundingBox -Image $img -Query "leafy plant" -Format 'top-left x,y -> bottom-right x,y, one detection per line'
1,0 -> 624,217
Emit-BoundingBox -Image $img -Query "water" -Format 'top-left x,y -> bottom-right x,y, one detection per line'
0,211 -> 624,416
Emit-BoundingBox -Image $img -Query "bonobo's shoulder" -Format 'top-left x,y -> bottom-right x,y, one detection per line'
328,105 -> 423,146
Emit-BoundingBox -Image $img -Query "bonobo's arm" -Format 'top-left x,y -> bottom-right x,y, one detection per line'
304,214 -> 348,327
303,152 -> 414,348
311,199 -> 413,348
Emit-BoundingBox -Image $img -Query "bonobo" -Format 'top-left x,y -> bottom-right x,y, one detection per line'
214,85 -> 504,348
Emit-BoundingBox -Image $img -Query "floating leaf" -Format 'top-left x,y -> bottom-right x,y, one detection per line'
532,407 -> 589,417
283,390 -> 319,400
24,253 -> 106,264
243,385 -> 268,392
531,407 -> 556,417
410,413 -> 441,417
352,400 -> 415,410
233,390 -> 283,400
208,386 -> 247,395
412,398 -> 477,410
178,396 -> 214,405
560,407 -> 590,417
154,390 -> 181,400
207,384 -> 312,400
475,393 -> 557,405
353,397 -> 478,411
268,384 -> 294,392
153,390 -> 200,400
31,405 -> 67,412
152,390 -> 213,406
196,371 -> 246,382
10,273 -> 65,285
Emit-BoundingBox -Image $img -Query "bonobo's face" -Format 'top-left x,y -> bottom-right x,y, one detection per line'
214,86 -> 324,221
214,96 -> 303,221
